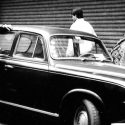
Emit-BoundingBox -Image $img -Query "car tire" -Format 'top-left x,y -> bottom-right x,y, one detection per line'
64,99 -> 101,125
75,99 -> 100,125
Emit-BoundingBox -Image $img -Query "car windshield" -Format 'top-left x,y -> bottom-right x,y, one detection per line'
50,35 -> 111,61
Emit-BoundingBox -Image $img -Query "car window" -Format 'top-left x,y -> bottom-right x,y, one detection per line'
50,35 -> 110,61
0,33 -> 15,55
14,33 -> 44,60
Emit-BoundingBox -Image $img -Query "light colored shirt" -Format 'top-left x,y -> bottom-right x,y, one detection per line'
70,18 -> 97,36
66,18 -> 96,57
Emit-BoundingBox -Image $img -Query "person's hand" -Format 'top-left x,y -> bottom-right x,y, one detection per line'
1,24 -> 12,31
0,24 -> 13,33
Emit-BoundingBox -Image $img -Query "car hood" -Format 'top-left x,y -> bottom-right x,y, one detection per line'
53,61 -> 125,87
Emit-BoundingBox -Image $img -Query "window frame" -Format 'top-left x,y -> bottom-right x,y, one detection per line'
13,32 -> 45,61
49,34 -> 111,60
0,31 -> 16,56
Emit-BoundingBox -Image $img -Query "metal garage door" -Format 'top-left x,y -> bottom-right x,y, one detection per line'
0,0 -> 125,52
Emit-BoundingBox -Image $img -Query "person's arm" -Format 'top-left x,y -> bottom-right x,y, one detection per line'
66,39 -> 74,57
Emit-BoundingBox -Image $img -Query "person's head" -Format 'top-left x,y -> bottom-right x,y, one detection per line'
71,8 -> 84,21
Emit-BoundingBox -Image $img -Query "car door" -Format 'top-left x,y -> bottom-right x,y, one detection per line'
4,32 -> 49,111
0,30 -> 18,99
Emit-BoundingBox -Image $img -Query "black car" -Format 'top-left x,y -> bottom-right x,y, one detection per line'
0,24 -> 125,125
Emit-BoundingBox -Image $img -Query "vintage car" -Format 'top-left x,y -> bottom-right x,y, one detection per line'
0,24 -> 125,125
111,37 -> 125,66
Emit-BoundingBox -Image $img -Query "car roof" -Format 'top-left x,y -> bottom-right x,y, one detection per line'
11,25 -> 98,39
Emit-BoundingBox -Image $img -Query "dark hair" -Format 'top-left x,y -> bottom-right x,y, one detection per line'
72,8 -> 84,18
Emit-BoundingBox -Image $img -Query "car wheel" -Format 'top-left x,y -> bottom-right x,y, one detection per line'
73,99 -> 100,125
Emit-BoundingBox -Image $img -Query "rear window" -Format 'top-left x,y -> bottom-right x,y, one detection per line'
0,33 -> 15,55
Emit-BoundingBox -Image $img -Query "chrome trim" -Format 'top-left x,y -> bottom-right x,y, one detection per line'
4,59 -> 49,70
0,100 -> 59,118
55,64 -> 125,78
49,66 -> 125,88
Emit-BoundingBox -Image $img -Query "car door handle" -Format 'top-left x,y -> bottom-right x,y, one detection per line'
5,64 -> 13,69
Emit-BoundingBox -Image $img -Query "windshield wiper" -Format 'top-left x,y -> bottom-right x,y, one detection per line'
81,57 -> 112,63
100,59 -> 112,62
80,57 -> 96,61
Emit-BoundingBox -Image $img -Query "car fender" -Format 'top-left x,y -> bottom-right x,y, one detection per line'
60,88 -> 104,113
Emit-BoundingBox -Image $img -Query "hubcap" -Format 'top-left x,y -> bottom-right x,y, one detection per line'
74,110 -> 89,125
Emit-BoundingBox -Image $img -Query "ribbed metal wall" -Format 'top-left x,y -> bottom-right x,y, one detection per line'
0,0 -> 125,52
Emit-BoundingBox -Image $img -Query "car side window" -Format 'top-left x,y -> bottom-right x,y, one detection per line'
14,33 -> 44,59
0,33 -> 15,55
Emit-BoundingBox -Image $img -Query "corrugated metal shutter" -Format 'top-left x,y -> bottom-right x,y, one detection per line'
0,0 -> 125,52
